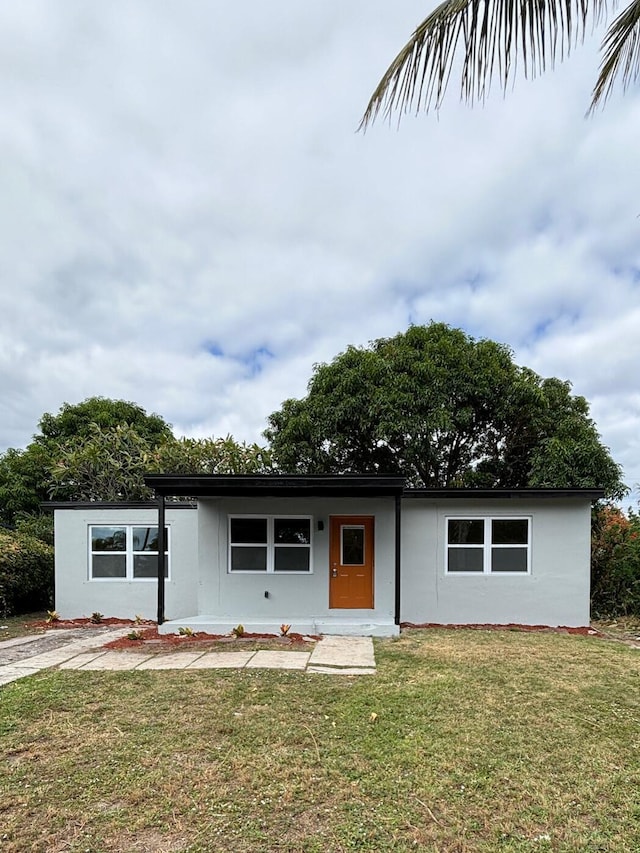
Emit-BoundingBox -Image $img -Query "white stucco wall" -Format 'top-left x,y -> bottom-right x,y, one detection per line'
196,496 -> 397,623
53,494 -> 593,628
400,498 -> 592,626
54,505 -> 198,620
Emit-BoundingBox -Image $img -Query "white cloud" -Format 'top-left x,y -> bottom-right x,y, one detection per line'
0,0 -> 639,497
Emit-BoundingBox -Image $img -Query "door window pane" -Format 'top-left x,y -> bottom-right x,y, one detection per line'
342,527 -> 365,565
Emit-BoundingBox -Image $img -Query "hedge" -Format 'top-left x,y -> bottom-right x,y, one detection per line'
0,529 -> 54,617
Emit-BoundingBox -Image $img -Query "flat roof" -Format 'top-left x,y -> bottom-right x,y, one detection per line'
143,474 -> 407,498
404,488 -> 605,500
142,475 -> 603,500
43,478 -> 605,508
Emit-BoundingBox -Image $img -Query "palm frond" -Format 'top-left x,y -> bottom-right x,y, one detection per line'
590,0 -> 640,108
360,0 -> 608,127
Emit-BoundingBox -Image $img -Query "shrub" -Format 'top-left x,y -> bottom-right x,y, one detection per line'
0,530 -> 54,618
591,505 -> 640,618
14,512 -> 54,546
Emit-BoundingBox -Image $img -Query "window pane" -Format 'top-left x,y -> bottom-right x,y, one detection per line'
448,548 -> 484,572
342,527 -> 364,565
231,546 -> 267,571
448,520 -> 484,545
274,519 -> 311,545
492,520 -> 528,545
230,518 -> 267,544
491,548 -> 528,573
133,554 -> 168,579
92,554 -> 126,578
91,527 -> 126,552
132,527 -> 168,552
274,547 -> 310,572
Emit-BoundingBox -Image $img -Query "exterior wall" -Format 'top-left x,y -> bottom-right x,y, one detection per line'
54,506 -> 198,620
196,496 -> 397,623
53,495 -> 594,629
400,498 -> 592,626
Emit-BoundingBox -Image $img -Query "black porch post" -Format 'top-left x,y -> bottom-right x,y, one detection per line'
394,493 -> 402,626
157,493 -> 166,625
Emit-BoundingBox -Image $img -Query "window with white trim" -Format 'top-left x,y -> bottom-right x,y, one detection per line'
89,525 -> 169,580
229,516 -> 312,573
446,517 -> 530,574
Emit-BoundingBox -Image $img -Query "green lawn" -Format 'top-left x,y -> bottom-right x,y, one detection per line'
2,629 -> 639,852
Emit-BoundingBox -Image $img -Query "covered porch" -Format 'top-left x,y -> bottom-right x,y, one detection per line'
144,474 -> 405,638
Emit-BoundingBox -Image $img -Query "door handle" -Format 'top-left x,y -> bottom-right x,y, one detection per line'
331,563 -> 338,578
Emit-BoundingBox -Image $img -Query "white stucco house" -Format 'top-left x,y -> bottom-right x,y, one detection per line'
49,475 -> 602,636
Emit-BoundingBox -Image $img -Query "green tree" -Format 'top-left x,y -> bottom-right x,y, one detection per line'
360,0 -> 640,124
49,430 -> 274,503
0,398 -> 172,524
36,397 -> 171,447
264,323 -> 625,499
591,504 -> 640,616
49,424 -> 157,502
153,435 -> 274,476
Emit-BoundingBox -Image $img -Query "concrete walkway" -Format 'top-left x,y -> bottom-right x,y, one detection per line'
0,630 -> 376,687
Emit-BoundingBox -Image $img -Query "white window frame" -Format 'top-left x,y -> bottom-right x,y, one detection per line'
89,524 -> 170,582
445,516 -> 531,575
228,515 -> 313,574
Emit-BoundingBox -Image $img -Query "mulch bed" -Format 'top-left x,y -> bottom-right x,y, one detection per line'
26,618 -> 315,651
401,622 -> 604,637
103,627 -> 314,651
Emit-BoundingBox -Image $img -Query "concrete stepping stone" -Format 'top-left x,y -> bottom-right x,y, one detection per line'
246,650 -> 310,670
79,651 -> 154,671
0,666 -> 41,685
137,652 -> 206,670
309,636 -> 375,670
59,652 -> 107,669
186,652 -> 255,669
307,666 -> 376,675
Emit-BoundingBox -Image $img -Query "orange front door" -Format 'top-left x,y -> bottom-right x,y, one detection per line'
329,516 -> 374,609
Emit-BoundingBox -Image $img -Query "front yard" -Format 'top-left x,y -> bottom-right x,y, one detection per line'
1,628 -> 639,852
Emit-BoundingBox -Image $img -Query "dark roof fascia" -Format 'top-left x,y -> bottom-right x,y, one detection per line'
403,488 -> 605,500
143,474 -> 406,498
42,501 -> 197,511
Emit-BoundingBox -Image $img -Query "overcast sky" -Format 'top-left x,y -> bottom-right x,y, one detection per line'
1,1 -> 639,498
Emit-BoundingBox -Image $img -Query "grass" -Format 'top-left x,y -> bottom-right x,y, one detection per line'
1,629 -> 640,852
0,611 -> 48,641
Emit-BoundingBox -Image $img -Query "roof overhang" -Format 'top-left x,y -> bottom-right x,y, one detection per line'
404,488 -> 605,500
143,474 -> 407,498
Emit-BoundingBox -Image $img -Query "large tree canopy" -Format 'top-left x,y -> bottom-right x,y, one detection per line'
264,323 -> 626,500
49,432 -> 274,503
0,397 -> 275,518
36,397 -> 172,448
0,398 -> 172,523
360,0 -> 640,124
